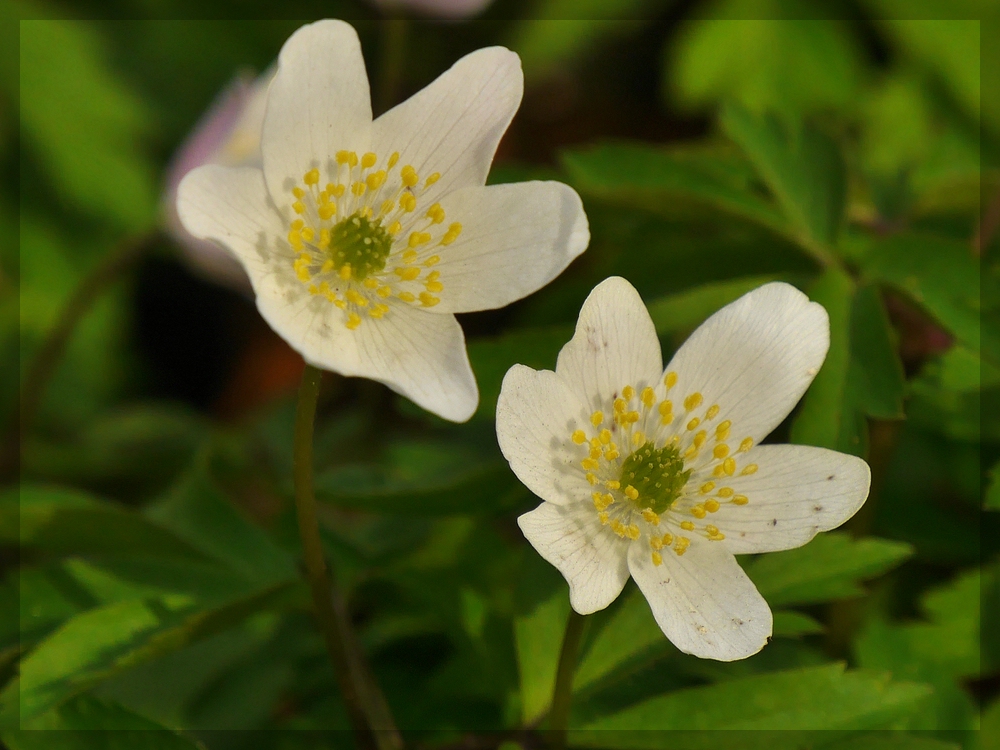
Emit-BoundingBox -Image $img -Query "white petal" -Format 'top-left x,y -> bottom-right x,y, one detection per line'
518,501 -> 630,615
429,182 -> 588,313
555,277 -> 663,412
497,365 -> 593,507
710,445 -> 871,554
261,20 -> 372,208
371,47 -> 522,203
176,164 -> 282,280
662,282 -> 828,444
628,538 -> 771,661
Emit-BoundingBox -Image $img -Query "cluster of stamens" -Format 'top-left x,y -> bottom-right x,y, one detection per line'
284,151 -> 463,330
569,371 -> 759,566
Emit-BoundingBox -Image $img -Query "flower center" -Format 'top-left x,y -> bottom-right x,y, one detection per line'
327,212 -> 392,282
619,442 -> 690,516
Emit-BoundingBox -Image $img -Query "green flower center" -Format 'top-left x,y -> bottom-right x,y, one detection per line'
619,441 -> 690,515
329,212 -> 392,281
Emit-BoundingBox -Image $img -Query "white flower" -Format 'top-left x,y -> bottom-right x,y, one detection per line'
177,20 -> 588,422
497,277 -> 871,661
164,70 -> 272,289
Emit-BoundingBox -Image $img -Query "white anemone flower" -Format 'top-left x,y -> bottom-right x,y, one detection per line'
177,20 -> 588,422
497,277 -> 871,661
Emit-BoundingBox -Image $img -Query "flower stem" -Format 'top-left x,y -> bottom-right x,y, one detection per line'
294,365 -> 388,750
1,231 -> 155,478
548,608 -> 586,749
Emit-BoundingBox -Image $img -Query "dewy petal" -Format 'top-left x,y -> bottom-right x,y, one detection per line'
429,182 -> 589,313
261,20 -> 372,207
177,165 -> 477,423
711,445 -> 871,554
628,538 -> 771,661
555,277 -> 663,412
497,365 -> 593,507
371,47 -> 522,203
518,501 -> 630,615
663,282 -> 829,444
176,164 -> 283,281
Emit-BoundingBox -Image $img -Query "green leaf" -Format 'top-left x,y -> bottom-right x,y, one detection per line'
573,664 -> 931,738
823,733 -> 959,750
467,325 -> 572,421
646,275 -> 800,336
987,462 -> 1000,511
720,102 -> 846,250
742,533 -> 914,607
18,20 -> 156,228
669,0 -> 862,116
514,587 -> 570,725
561,142 -> 789,235
771,611 -> 824,638
2,693 -> 202,748
4,485 -> 210,563
0,579 -> 297,725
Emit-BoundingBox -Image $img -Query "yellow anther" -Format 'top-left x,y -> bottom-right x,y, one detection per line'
295,263 -> 311,283
651,551 -> 663,566
425,172 -> 441,187
586,473 -> 597,485
687,417 -> 701,431
684,392 -> 704,411
292,201 -> 305,214
593,491 -> 605,509
713,465 -> 726,477
318,203 -> 336,221
704,499 -> 720,513
691,505 -> 707,519
717,487 -> 733,498
716,421 -> 732,441
320,259 -> 335,274
379,199 -> 395,216
603,493 -> 614,507
377,285 -> 392,298
292,186 -> 305,199
387,152 -> 400,169
288,230 -> 303,250
741,464 -> 758,475
366,170 -> 387,190
409,232 -> 432,248
664,372 -> 678,389
611,520 -> 627,538
590,437 -> 601,449
291,219 -> 305,230
370,303 -> 389,319
723,458 -> 736,475
400,193 -> 417,212
625,411 -> 640,424
675,537 -> 691,555
591,411 -> 604,427
705,524 -> 720,536
301,227 -> 315,242
581,458 -> 600,471
684,445 -> 699,460
335,150 -> 353,165
395,267 -> 421,281
401,165 -> 419,187
642,509 -> 660,525
605,480 -> 621,490
632,431 -> 645,446
590,446 -> 602,460
361,152 -> 377,169
693,430 -> 707,449
739,437 -> 754,452
402,250 -> 418,264
641,387 -> 655,407
732,495 -> 749,505
614,398 -> 627,413
572,430 -> 586,444
427,271 -> 441,283
700,482 -> 715,494
622,385 -> 635,401
345,312 -> 362,330
442,223 -> 462,245
713,444 -> 730,459
625,485 -> 639,500
424,255 -> 440,266
658,400 -> 673,416
388,221 -> 402,235
398,291 -> 416,303
680,521 -> 695,531
599,429 -> 611,445
598,511 -> 610,525
304,168 -> 320,185
426,203 -> 446,224
705,404 -> 720,420
650,536 -> 663,551
604,447 -> 619,461
319,229 -> 331,248
308,284 -> 319,296
626,524 -> 640,540
332,296 -> 346,308
661,533 -> 674,546
339,264 -> 353,281
345,289 -> 368,307
350,182 -> 366,196
419,292 -> 440,307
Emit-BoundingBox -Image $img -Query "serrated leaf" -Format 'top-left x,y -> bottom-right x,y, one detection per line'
720,102 -> 846,249
742,533 -> 913,607
515,587 -> 570,725
573,664 -> 930,740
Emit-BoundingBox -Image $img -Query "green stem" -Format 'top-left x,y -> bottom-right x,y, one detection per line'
548,608 -> 586,749
293,366 -> 381,750
376,17 -> 409,115
2,231 -> 154,478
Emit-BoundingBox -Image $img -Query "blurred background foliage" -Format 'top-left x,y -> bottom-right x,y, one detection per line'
2,0 -> 998,748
